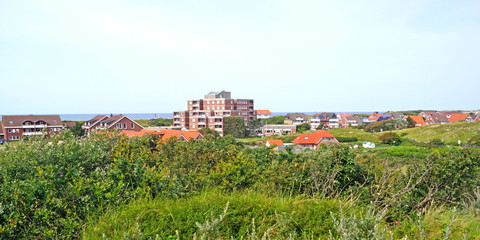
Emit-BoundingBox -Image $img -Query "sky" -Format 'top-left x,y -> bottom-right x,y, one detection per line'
1,0 -> 479,115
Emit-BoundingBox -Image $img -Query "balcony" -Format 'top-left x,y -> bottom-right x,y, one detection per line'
23,132 -> 44,136
22,124 -> 47,129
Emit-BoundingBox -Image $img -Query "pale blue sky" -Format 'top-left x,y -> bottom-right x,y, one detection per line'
1,0 -> 479,114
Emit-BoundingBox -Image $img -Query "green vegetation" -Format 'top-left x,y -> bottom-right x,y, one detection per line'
223,116 -> 247,137
135,118 -> 173,127
260,115 -> 285,125
296,123 -> 311,133
0,129 -> 479,239
379,132 -> 402,146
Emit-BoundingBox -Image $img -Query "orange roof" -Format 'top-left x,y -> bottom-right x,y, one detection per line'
368,113 -> 383,121
267,139 -> 284,146
406,115 -> 426,126
448,113 -> 469,122
121,130 -> 147,137
256,110 -> 272,115
292,130 -> 335,144
155,129 -> 203,141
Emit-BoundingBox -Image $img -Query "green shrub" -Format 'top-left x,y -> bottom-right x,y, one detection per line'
336,137 -> 358,143
378,132 -> 401,146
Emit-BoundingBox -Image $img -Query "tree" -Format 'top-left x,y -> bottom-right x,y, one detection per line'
71,122 -> 85,137
378,132 -> 401,146
223,117 -> 247,137
316,123 -> 325,130
406,117 -> 416,128
198,127 -> 220,139
246,119 -> 262,136
296,123 -> 311,133
261,115 -> 285,125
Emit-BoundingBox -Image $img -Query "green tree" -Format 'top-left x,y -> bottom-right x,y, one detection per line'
198,127 -> 220,139
261,115 -> 285,125
71,122 -> 85,137
246,119 -> 262,136
223,117 -> 247,137
406,117 -> 416,128
296,123 -> 311,133
378,132 -> 401,145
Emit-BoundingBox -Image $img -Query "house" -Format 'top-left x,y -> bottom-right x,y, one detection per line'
376,114 -> 392,122
292,130 -> 339,150
419,111 -> 437,119
82,114 -> 144,134
284,113 -> 308,125
310,112 -> 339,129
256,110 -> 272,119
473,112 -> 480,121
447,113 -> 469,123
340,115 -> 363,128
154,129 -> 203,141
266,139 -> 284,147
173,91 -> 255,136
1,115 -> 64,142
121,129 -> 203,141
404,115 -> 426,127
367,112 -> 384,123
424,112 -> 449,125
260,124 -> 296,136
390,113 -> 405,120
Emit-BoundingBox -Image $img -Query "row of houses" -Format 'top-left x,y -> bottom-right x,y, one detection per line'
256,110 -> 480,134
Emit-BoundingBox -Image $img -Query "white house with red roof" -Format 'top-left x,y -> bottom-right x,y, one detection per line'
256,110 -> 272,119
292,130 -> 339,150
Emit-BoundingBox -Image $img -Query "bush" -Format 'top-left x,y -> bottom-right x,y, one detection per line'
378,132 -> 401,146
468,134 -> 480,146
336,137 -> 358,143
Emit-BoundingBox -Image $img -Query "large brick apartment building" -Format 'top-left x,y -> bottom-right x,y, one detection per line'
0,115 -> 64,142
173,91 -> 255,135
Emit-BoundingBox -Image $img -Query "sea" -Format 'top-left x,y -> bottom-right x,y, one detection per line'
59,112 -> 372,121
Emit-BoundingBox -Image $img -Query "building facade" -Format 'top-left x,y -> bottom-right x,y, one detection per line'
1,115 -> 64,142
173,91 -> 255,135
82,115 -> 144,134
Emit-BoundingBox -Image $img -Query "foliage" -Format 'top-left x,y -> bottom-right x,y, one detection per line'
365,119 -> 406,133
406,117 -> 416,128
336,137 -> 358,143
379,132 -> 402,146
135,118 -> 173,127
246,119 -> 262,136
468,134 -> 480,146
198,127 -> 220,139
261,115 -> 285,125
70,121 -> 85,137
223,116 -> 247,137
0,128 -> 479,239
426,138 -> 445,148
296,123 -> 311,133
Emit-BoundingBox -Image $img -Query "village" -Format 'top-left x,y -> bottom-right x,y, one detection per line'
1,90 -> 479,150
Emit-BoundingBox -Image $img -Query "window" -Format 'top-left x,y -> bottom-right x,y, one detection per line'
123,123 -> 127,129
131,123 -> 134,129
116,123 -> 122,129
9,136 -> 20,140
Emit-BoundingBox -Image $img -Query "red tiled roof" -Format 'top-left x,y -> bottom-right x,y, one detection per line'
267,139 -> 284,146
154,129 -> 203,141
121,130 -> 147,137
292,130 -> 335,144
256,110 -> 272,115
368,113 -> 383,122
448,113 -> 469,122
406,115 -> 426,126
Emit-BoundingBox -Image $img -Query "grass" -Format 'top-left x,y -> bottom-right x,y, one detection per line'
395,121 -> 480,143
82,190 -> 346,239
83,190 -> 480,239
